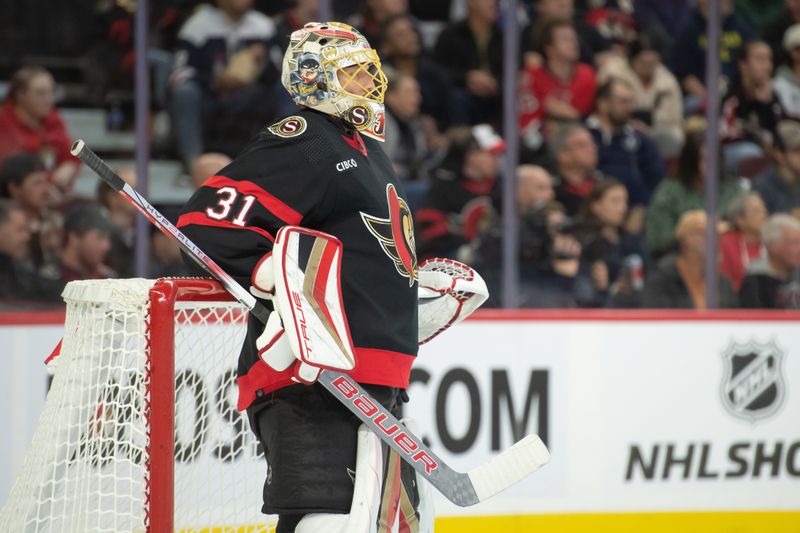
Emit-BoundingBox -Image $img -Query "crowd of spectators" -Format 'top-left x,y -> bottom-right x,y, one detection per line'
1,0 -> 799,310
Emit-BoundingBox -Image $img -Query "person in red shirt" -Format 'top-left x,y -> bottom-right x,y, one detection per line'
519,17 -> 596,133
0,66 -> 80,192
720,191 -> 768,291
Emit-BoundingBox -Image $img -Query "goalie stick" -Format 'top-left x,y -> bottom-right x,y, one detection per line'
70,139 -> 550,507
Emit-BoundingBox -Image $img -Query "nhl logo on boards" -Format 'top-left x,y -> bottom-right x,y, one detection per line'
269,116 -> 307,138
720,339 -> 786,423
347,105 -> 372,129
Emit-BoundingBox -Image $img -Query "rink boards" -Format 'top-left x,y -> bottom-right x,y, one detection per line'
2,309 -> 799,532
411,310 -> 800,531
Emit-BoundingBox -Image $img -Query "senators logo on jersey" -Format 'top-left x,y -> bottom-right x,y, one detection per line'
268,116 -> 308,138
360,184 -> 418,286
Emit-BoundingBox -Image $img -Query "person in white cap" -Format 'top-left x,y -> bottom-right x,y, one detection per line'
774,23 -> 800,119
415,124 -> 504,260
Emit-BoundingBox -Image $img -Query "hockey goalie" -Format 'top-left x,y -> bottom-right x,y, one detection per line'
178,21 -> 488,533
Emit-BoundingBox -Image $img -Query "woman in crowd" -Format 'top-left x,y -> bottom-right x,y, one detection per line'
645,129 -> 744,258
574,178 -> 648,307
0,66 -> 80,193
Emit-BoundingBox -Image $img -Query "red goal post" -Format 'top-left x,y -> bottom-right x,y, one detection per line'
0,278 -> 273,532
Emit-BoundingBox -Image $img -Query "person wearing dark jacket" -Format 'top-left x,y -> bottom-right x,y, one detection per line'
643,210 -> 738,308
669,0 -> 754,110
433,0 -> 504,125
551,123 -> 605,217
633,0 -> 692,50
415,125 -> 504,260
720,41 -> 786,165
739,213 -> 800,308
587,78 -> 665,233
573,179 -> 647,308
762,0 -> 800,68
474,165 -> 587,308
383,72 -> 430,188
753,119 -> 800,216
381,13 -> 455,129
0,153 -> 54,271
0,199 -> 62,302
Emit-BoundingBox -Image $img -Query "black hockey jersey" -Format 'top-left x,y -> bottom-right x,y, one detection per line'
178,108 -> 419,410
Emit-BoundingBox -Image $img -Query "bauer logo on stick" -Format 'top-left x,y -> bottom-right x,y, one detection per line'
331,375 -> 439,474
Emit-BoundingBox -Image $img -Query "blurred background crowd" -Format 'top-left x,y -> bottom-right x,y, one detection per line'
0,0 -> 799,310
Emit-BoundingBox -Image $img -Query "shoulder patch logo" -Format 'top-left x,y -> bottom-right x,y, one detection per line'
269,116 -> 307,138
360,184 -> 418,286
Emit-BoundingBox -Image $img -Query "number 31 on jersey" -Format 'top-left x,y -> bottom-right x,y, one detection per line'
206,187 -> 256,226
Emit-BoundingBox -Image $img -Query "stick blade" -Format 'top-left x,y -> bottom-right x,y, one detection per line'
467,434 -> 550,503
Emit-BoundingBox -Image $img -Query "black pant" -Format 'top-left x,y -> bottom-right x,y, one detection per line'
246,383 -> 402,517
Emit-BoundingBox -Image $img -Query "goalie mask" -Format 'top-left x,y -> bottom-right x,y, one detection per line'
282,21 -> 388,142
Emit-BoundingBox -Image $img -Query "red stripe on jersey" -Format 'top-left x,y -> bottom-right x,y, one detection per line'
177,212 -> 275,242
203,175 -> 303,225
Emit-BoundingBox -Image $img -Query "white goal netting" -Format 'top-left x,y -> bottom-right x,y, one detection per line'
0,279 -> 272,532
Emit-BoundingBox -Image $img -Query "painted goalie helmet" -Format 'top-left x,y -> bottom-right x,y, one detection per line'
282,21 -> 388,141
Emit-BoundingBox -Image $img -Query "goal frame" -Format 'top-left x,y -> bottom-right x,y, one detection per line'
70,139 -> 549,509
148,277 -> 237,532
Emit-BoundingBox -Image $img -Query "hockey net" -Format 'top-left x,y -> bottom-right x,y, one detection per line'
0,278 -> 273,532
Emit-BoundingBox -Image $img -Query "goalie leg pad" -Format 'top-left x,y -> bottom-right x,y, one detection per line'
397,418 -> 435,533
294,420 -> 434,533
296,425 -> 383,533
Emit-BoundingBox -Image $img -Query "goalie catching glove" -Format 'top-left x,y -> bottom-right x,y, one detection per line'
417,258 -> 488,344
251,226 -> 357,384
